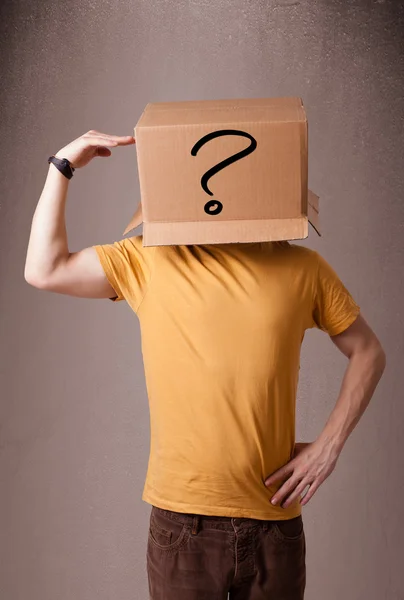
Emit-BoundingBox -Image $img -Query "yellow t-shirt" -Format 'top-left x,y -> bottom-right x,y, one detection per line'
94,237 -> 360,520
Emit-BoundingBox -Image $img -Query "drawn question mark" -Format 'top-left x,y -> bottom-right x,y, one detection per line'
190,129 -> 257,216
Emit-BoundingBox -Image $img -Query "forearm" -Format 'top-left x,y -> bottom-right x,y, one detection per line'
25,162 -> 70,283
315,341 -> 386,456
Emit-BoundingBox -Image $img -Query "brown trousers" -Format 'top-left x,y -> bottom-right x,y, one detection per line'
147,505 -> 306,599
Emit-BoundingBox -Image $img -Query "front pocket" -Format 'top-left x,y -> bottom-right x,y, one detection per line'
148,510 -> 189,551
149,515 -> 173,546
273,516 -> 304,541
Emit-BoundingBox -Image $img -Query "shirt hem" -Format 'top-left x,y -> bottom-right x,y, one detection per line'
142,490 -> 302,521
93,245 -> 124,302
328,305 -> 360,336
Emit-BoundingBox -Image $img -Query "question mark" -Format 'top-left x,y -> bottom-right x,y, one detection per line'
190,129 -> 257,216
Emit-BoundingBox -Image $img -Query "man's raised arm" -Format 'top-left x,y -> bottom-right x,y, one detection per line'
24,130 -> 135,298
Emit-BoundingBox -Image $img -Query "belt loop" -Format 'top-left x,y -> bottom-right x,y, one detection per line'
191,515 -> 200,535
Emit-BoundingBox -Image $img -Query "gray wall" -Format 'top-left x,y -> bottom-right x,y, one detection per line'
1,1 -> 403,598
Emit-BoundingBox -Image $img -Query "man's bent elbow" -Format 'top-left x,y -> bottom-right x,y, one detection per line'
370,338 -> 387,377
24,269 -> 50,289
377,343 -> 387,374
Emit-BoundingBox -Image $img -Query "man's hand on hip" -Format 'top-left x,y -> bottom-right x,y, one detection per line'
264,441 -> 339,508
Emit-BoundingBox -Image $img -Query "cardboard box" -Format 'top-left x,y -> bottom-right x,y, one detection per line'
123,97 -> 321,245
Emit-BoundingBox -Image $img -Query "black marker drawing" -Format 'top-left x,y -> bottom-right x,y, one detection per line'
190,130 -> 257,216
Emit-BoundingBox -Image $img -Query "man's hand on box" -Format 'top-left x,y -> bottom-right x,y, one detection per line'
55,130 -> 135,169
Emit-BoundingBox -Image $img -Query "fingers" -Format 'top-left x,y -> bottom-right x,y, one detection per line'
85,130 -> 135,146
270,475 -> 300,505
265,463 -> 294,487
300,480 -> 320,506
86,137 -> 119,147
278,479 -> 310,509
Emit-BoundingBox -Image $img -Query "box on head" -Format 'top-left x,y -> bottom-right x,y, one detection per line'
123,97 -> 320,246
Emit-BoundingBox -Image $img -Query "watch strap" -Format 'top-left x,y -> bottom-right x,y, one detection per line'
48,155 -> 75,179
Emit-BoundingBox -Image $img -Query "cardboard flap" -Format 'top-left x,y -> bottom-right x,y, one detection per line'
308,189 -> 321,236
123,202 -> 143,236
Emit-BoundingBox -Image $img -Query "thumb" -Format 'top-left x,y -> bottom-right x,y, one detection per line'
96,147 -> 112,157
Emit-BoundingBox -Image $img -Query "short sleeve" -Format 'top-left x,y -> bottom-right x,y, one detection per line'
310,252 -> 360,336
93,235 -> 155,310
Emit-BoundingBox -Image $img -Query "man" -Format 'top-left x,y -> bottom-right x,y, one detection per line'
25,130 -> 386,600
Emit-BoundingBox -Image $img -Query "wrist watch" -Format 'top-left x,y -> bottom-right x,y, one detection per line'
47,155 -> 75,179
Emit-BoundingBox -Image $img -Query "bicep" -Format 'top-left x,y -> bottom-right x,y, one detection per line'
36,246 -> 118,299
330,313 -> 382,358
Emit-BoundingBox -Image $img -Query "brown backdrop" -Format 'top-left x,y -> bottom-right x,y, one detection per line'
0,1 -> 403,598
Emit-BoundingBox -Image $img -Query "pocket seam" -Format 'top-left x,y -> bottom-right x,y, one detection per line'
150,514 -> 172,539
148,517 -> 190,552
